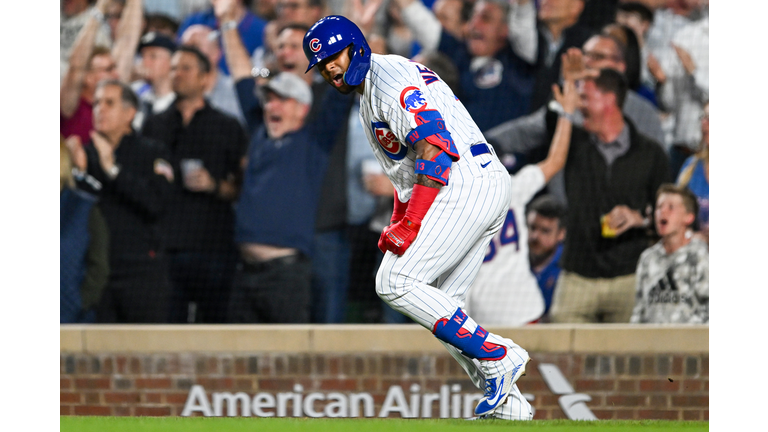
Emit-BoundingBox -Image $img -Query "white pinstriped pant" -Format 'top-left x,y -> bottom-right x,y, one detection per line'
375,151 -> 526,384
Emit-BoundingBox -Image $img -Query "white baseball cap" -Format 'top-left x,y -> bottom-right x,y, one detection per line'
257,72 -> 313,106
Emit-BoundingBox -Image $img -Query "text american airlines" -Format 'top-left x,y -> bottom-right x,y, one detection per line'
181,363 -> 596,419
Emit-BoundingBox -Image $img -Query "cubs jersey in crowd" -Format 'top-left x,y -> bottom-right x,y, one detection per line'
358,53 -> 487,201
467,165 -> 547,326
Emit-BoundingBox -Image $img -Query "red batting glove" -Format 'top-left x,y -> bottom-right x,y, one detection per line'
379,190 -> 411,253
380,216 -> 421,256
378,184 -> 440,255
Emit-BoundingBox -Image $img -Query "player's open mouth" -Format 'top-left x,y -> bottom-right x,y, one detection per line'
332,74 -> 344,87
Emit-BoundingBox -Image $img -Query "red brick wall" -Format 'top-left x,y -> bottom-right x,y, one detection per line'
59,352 -> 708,420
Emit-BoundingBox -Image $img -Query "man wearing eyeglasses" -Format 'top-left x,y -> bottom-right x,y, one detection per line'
554,68 -> 669,324
486,32 -> 665,204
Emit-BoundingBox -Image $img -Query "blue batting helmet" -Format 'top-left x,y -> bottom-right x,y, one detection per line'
303,15 -> 371,87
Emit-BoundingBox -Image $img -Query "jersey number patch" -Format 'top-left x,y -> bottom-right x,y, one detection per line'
483,209 -> 520,262
371,121 -> 408,160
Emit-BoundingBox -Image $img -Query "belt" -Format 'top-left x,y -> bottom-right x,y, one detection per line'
241,254 -> 304,273
470,143 -> 491,157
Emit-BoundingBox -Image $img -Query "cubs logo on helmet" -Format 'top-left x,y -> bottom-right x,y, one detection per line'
304,16 -> 371,86
371,121 -> 408,160
400,86 -> 428,113
309,38 -> 321,52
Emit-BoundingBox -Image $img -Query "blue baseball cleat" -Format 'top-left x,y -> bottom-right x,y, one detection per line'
474,356 -> 530,416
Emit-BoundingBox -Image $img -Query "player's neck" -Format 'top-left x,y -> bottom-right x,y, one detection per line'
355,80 -> 365,95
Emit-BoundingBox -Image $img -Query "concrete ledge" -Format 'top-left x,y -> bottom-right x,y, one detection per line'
570,324 -> 709,353
60,324 -> 708,354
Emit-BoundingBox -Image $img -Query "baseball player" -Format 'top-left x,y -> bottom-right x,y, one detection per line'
467,74 -> 578,327
303,16 -> 530,418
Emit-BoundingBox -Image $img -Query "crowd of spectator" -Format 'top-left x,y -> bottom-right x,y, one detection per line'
60,0 -> 709,325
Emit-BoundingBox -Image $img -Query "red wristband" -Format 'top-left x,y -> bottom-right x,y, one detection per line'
403,184 -> 440,225
392,189 -> 409,223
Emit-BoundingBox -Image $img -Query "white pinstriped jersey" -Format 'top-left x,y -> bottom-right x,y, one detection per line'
467,165 -> 547,326
358,53 -> 487,201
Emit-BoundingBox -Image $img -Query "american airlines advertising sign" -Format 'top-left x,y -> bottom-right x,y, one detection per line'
181,363 -> 596,419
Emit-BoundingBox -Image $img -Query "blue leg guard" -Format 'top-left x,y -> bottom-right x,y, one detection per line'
432,309 -> 506,361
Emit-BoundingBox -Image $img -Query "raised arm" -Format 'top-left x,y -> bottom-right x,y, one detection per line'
508,0 -> 538,64
61,0 -> 110,117
216,0 -> 254,82
394,0 -> 443,54
110,0 -> 143,82
537,78 -> 577,182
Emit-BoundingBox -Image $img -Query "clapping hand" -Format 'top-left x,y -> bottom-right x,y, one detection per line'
65,135 -> 87,171
671,43 -> 697,75
89,131 -> 116,174
646,53 -> 666,84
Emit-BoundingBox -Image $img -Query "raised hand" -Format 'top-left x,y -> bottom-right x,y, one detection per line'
349,0 -> 384,36
552,79 -> 578,115
212,0 -> 238,22
560,48 -> 593,82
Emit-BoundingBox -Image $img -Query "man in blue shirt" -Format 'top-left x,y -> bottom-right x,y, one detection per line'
526,195 -> 567,321
228,72 -> 352,323
393,0 -> 539,131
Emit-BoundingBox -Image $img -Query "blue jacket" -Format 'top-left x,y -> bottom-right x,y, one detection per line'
233,79 -> 354,256
438,31 -> 537,132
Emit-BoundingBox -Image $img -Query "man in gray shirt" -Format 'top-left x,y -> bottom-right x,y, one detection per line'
486,33 -> 664,204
